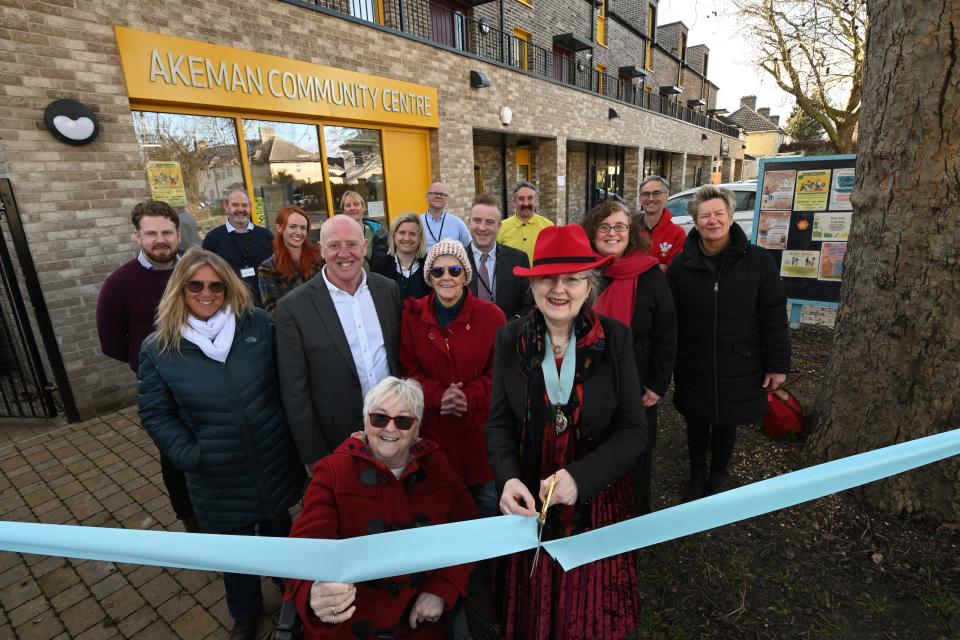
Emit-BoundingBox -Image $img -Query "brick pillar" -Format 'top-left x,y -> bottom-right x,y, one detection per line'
668,153 -> 685,193
434,124 -> 475,217
623,146 -> 641,214
535,138 -> 565,224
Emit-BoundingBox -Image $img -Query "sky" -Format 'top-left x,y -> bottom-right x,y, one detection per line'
656,0 -> 795,120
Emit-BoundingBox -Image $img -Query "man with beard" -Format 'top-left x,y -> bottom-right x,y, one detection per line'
202,188 -> 274,306
96,199 -> 199,532
496,181 -> 553,264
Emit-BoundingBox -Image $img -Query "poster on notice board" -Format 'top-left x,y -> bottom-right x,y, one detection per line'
753,155 -> 856,306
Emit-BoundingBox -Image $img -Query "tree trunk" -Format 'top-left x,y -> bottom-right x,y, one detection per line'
806,0 -> 960,520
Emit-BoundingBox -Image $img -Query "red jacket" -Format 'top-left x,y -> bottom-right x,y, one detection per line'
400,291 -> 506,486
285,436 -> 478,639
644,208 -> 687,268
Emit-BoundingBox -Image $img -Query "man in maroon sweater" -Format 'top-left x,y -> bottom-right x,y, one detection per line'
96,200 -> 199,532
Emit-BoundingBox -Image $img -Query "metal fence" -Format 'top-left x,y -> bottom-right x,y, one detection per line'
298,0 -> 742,138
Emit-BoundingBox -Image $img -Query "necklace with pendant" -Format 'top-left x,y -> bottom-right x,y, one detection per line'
543,332 -> 575,434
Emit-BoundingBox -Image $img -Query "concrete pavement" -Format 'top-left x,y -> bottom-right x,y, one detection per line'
0,407 -> 284,639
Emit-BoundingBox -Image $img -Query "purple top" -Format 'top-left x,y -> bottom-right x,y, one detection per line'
96,258 -> 173,374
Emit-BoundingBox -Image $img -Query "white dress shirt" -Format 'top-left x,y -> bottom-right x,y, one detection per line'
321,267 -> 390,398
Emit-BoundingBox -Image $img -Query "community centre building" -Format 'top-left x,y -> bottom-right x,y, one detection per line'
0,0 -> 746,419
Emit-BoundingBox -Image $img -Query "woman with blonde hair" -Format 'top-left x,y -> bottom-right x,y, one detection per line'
138,248 -> 304,640
338,189 -> 388,268
258,205 -> 322,314
372,211 -> 430,300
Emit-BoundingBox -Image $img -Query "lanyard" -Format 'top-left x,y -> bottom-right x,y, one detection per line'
228,230 -> 255,268
425,212 -> 446,244
475,245 -> 498,300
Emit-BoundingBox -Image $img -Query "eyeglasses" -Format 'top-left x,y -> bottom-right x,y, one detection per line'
597,223 -> 629,234
368,412 -> 417,430
640,190 -> 667,198
426,192 -> 449,198
429,265 -> 464,278
537,274 -> 589,288
184,280 -> 226,294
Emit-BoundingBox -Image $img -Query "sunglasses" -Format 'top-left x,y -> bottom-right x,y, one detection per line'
429,265 -> 464,278
184,280 -> 226,294
368,412 -> 417,430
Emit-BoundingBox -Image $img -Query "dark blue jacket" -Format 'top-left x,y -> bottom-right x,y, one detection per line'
201,224 -> 274,307
138,308 -> 304,532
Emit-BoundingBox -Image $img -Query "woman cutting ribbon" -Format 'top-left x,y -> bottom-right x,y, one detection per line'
485,225 -> 649,640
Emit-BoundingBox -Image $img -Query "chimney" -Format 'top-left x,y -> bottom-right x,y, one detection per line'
757,107 -> 771,118
740,95 -> 757,110
769,115 -> 780,126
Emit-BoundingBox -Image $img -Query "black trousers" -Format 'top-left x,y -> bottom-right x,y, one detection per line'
684,419 -> 737,478
158,450 -> 195,521
630,405 -> 658,516
222,511 -> 293,621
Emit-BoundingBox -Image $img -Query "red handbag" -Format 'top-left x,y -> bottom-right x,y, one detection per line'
764,387 -> 805,438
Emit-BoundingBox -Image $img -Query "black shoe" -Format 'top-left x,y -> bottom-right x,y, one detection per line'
230,615 -> 259,640
681,470 -> 707,503
181,516 -> 203,533
704,474 -> 729,496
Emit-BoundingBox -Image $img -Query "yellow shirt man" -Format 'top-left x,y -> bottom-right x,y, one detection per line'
496,183 -> 554,263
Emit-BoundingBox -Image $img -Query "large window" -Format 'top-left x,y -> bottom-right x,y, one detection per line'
587,143 -> 625,210
132,111 -> 242,237
324,126 -> 388,221
244,119 -> 327,238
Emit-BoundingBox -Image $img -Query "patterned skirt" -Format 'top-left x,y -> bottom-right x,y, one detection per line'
495,477 -> 638,640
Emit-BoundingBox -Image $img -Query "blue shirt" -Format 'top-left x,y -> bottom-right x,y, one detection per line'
421,211 -> 472,250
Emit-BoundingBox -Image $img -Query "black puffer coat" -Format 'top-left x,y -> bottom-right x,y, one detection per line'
138,308 -> 305,532
666,224 -> 790,424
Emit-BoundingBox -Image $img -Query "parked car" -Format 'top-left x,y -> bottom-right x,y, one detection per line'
667,182 -> 758,238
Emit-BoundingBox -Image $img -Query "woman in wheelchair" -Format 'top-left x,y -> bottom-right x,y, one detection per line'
284,377 -> 479,639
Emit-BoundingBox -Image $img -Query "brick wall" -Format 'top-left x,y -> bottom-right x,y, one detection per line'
0,0 -> 742,417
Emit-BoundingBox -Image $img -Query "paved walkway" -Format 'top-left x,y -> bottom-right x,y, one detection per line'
0,407 -> 283,639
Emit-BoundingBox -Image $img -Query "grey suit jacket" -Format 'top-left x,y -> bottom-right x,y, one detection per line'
275,270 -> 401,464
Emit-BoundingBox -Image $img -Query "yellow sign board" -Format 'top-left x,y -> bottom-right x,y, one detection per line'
115,27 -> 439,128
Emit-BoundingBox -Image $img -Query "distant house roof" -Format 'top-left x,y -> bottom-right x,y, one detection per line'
727,105 -> 781,133
251,136 -> 320,164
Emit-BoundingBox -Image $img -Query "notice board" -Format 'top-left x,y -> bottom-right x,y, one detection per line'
752,154 -> 856,313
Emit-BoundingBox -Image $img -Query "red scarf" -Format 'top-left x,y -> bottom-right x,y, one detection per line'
593,251 -> 659,325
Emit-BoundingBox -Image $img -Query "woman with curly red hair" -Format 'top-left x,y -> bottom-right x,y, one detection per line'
258,206 -> 322,314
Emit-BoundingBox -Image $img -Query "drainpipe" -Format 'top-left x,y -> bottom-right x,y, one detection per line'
499,0 -> 505,63
500,133 -> 508,217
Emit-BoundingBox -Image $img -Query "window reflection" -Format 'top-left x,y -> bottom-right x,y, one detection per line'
323,126 -> 388,222
132,111 -> 242,238
244,120 -> 327,241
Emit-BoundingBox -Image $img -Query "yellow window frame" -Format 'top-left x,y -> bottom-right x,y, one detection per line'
596,0 -> 608,47
513,28 -> 531,71
596,63 -> 606,93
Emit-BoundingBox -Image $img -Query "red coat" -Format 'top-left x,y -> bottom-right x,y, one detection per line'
644,208 -> 687,268
285,435 -> 478,639
400,291 -> 506,486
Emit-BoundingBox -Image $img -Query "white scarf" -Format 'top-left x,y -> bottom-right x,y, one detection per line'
180,306 -> 236,363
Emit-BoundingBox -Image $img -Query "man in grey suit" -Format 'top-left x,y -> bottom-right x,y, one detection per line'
276,215 -> 401,466
465,194 -> 532,320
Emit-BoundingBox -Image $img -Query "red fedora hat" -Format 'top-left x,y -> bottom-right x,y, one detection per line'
513,225 -> 614,277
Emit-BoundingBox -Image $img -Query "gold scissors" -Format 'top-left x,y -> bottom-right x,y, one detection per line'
530,473 -> 558,576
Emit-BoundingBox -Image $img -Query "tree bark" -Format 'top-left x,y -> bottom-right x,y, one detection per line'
806,0 -> 960,520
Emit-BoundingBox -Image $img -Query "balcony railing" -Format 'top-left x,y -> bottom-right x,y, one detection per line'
296,0 -> 742,139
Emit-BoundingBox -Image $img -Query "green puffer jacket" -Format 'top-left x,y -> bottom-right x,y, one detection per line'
138,308 -> 304,532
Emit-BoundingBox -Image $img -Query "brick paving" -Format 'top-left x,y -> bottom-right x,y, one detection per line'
0,407 -> 284,639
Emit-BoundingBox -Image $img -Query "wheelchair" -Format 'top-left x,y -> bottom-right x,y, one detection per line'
273,597 -> 472,640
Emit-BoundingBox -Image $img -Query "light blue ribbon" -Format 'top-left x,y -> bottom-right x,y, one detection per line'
1,429 -> 958,582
